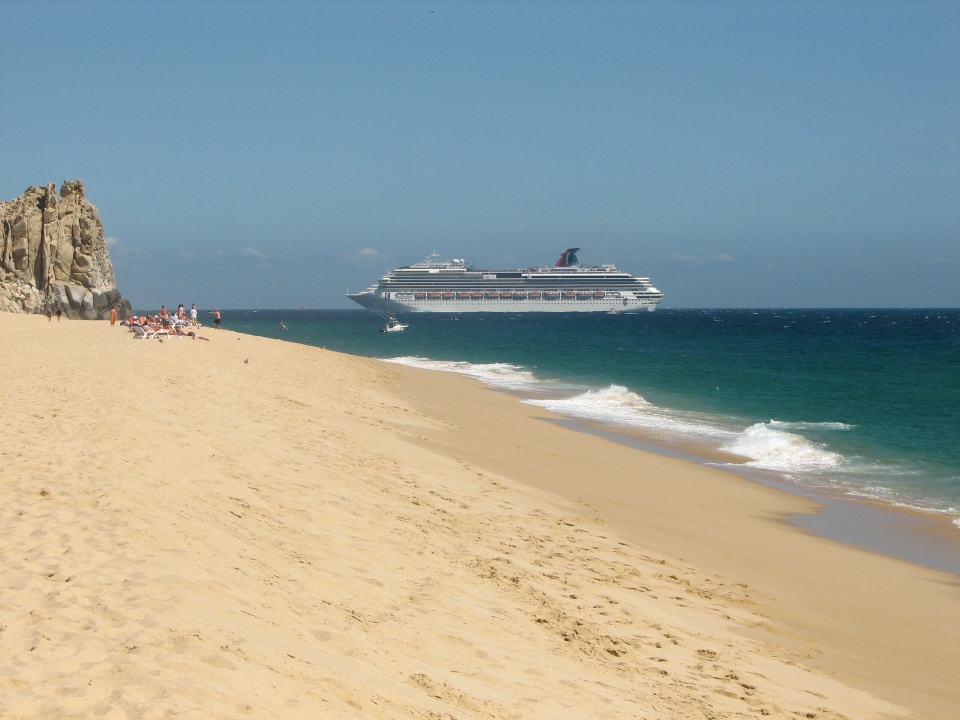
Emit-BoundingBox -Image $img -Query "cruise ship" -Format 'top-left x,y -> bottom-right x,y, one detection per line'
347,248 -> 663,314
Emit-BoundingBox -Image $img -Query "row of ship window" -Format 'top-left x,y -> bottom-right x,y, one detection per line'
385,290 -> 622,300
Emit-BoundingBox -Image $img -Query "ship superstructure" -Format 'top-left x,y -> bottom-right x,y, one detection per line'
347,248 -> 663,314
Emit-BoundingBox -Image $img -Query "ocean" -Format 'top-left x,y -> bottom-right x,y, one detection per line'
214,308 -> 960,568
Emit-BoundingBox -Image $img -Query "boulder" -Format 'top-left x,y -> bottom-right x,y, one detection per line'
0,180 -> 132,319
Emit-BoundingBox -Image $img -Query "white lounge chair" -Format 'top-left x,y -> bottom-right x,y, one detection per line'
132,325 -> 157,339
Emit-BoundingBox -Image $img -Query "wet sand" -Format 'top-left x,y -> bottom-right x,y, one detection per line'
553,418 -> 960,577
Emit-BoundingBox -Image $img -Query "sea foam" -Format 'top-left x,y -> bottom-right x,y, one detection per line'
524,384 -> 732,441
383,356 -> 550,392
527,388 -> 846,475
721,422 -> 844,473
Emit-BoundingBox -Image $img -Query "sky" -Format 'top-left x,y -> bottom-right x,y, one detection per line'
2,0 -> 957,310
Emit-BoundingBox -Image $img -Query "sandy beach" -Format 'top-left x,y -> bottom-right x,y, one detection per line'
2,312 -> 958,720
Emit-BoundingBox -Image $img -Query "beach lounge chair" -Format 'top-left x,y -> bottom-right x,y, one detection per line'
132,325 -> 157,339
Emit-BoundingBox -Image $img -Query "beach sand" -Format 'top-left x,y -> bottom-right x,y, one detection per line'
2,312 -> 958,719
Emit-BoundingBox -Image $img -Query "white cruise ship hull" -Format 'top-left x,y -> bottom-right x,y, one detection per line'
347,248 -> 663,315
347,292 -> 660,314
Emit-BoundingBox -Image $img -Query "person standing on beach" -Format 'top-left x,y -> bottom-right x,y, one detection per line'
190,303 -> 198,325
213,309 -> 221,330
110,307 -> 118,326
46,307 -> 52,321
56,306 -> 62,321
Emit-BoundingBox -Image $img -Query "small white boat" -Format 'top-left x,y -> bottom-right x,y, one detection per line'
379,316 -> 408,333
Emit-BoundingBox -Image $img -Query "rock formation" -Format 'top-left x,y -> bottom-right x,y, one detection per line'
1,180 -> 131,319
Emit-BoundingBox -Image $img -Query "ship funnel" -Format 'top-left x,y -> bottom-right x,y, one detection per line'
554,248 -> 581,268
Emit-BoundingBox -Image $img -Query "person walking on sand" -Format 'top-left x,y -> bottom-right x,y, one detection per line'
110,306 -> 118,326
56,306 -> 62,321
46,307 -> 52,321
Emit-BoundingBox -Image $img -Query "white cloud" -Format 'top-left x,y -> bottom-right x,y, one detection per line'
105,235 -> 120,246
241,246 -> 268,259
341,247 -> 380,263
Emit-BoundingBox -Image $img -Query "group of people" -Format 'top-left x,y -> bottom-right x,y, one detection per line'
125,302 -> 216,340
159,303 -> 200,325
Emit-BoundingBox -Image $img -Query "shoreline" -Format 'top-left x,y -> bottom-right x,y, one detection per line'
387,363 -> 960,718
546,416 -> 960,577
3,313 -> 959,719
373,336 -> 959,561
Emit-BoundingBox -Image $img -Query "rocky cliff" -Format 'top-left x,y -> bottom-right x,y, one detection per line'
1,180 -> 131,319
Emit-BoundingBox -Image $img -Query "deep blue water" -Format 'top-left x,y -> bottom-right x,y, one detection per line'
217,308 -> 960,525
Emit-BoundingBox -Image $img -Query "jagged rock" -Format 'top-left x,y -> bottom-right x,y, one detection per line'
0,278 -> 45,314
0,180 -> 132,319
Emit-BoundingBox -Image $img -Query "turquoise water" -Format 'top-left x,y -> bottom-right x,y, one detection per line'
217,308 -> 960,527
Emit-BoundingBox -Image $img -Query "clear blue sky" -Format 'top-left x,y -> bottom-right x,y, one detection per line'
2,0 -> 957,310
